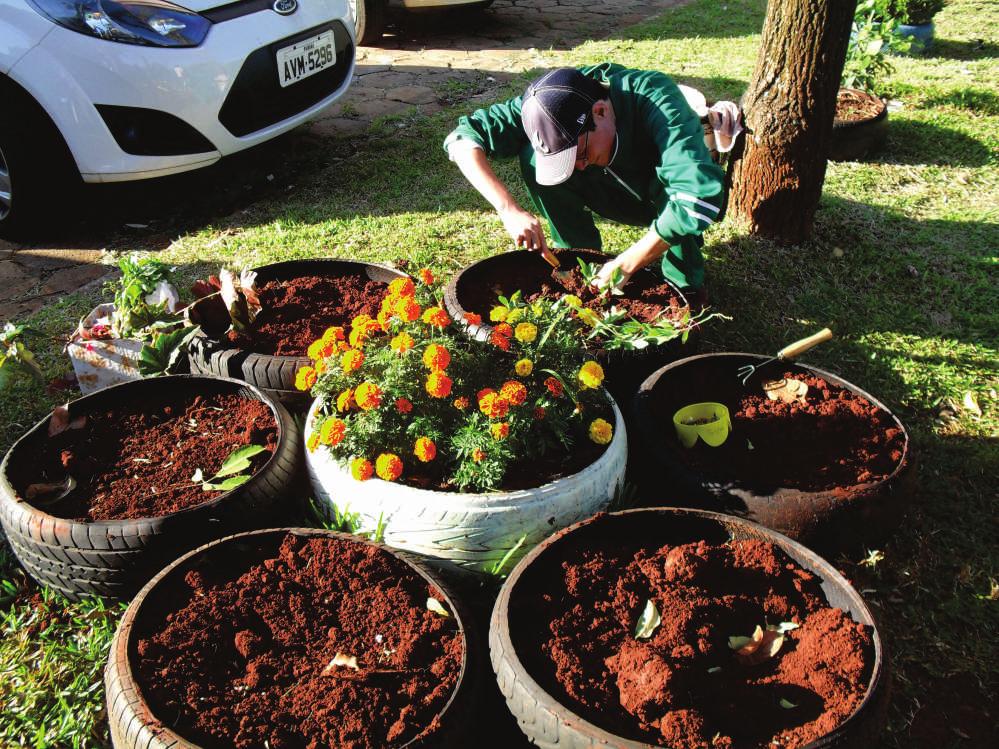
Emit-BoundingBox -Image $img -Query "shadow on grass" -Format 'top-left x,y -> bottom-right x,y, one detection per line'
879,118 -> 995,167
927,37 -> 999,60
920,87 -> 999,116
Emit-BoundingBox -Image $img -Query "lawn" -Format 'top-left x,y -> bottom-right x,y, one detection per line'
1,0 -> 996,746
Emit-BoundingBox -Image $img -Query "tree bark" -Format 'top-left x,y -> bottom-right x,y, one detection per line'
729,0 -> 857,243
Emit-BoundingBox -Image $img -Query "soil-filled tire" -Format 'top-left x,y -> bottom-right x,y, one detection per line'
105,528 -> 480,748
349,0 -> 387,45
830,88 -> 888,162
0,376 -> 303,602
0,77 -> 82,241
490,509 -> 892,749
187,259 -> 408,402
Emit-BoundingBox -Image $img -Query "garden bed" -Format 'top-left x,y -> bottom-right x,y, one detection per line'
110,529 -> 472,749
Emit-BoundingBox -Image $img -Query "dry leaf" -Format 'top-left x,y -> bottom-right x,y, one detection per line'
962,391 -> 982,417
763,378 -> 808,404
729,625 -> 785,665
321,652 -> 360,676
634,599 -> 662,640
48,405 -> 86,437
426,597 -> 450,617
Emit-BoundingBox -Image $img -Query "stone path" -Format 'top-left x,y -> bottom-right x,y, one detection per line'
0,0 -> 682,321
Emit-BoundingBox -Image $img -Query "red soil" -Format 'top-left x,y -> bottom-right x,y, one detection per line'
11,393 -> 276,521
134,534 -> 464,749
528,537 -> 873,747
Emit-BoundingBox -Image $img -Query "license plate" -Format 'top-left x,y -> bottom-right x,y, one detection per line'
277,31 -> 336,88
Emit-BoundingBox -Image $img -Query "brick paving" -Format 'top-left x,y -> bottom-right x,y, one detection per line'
0,0 -> 682,321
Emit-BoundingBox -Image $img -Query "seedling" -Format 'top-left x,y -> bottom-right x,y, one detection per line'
138,325 -> 201,377
0,323 -> 44,388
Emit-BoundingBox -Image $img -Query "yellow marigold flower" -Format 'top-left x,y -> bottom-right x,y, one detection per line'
577,308 -> 600,327
479,392 -> 510,419
355,381 -> 382,410
319,418 -> 347,447
514,322 -> 538,343
577,361 -> 605,389
531,302 -> 544,315
425,371 -> 453,399
341,348 -> 364,373
490,422 -> 510,440
307,338 -> 326,361
336,388 -> 355,413
489,306 -> 508,323
422,306 -> 450,328
348,328 -> 368,349
422,343 -> 451,371
506,308 -> 523,323
418,268 -> 435,285
322,326 -> 346,345
390,332 -> 415,354
514,358 -> 533,377
375,453 -> 403,481
395,295 -> 422,322
414,437 -> 436,462
453,396 -> 470,410
306,432 -> 321,452
315,358 -> 328,375
562,294 -> 582,308
388,278 -> 416,297
350,314 -> 372,330
499,379 -> 527,406
376,309 -> 393,330
589,418 -> 613,445
350,457 -> 374,481
295,366 -> 317,391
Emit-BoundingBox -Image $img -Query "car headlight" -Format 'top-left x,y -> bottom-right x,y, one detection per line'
27,0 -> 211,47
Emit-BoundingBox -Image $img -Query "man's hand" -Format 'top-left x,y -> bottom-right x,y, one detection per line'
592,257 -> 632,290
591,229 -> 671,289
500,206 -> 549,253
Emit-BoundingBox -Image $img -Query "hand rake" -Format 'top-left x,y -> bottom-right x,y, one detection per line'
737,328 -> 834,385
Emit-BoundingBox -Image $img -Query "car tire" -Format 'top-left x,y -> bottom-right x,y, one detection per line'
0,77 -> 81,241
350,0 -> 387,45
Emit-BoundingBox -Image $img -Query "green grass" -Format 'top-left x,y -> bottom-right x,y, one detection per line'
1,0 -> 996,745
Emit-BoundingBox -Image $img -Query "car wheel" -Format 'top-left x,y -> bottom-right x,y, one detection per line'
349,0 -> 387,46
0,80 -> 81,241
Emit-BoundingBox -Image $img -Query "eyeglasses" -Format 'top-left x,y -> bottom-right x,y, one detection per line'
576,128 -> 591,169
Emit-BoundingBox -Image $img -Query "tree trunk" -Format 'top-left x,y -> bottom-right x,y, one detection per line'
729,0 -> 857,243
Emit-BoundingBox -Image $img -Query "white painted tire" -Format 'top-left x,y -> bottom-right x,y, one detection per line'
304,396 -> 628,573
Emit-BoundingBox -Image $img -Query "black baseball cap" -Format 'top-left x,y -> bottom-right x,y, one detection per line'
521,68 -> 607,186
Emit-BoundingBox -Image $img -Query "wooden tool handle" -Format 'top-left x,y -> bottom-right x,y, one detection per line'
539,246 -> 561,269
778,328 -> 833,360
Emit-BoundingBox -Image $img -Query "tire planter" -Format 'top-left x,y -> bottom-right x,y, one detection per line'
632,353 -> 914,552
490,508 -> 891,749
105,527 -> 479,749
304,394 -> 628,574
0,375 -> 301,601
830,89 -> 888,162
443,249 -> 697,410
188,258 -> 408,403
895,21 -> 934,53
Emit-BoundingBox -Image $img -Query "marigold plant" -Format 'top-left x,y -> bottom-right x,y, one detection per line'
303,273 -> 615,492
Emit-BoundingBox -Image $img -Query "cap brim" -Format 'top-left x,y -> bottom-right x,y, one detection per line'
535,146 -> 577,186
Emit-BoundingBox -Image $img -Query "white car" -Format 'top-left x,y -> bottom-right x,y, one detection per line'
349,0 -> 492,45
0,0 -> 357,238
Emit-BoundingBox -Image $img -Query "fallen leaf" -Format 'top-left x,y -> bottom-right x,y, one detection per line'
729,625 -> 785,665
768,621 -> 800,634
763,378 -> 808,404
48,405 -> 86,437
962,392 -> 982,417
321,652 -> 360,676
426,597 -> 450,617
634,598 -> 662,640
779,698 -> 798,709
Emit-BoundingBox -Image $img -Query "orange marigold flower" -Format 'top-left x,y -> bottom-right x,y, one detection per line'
463,312 -> 483,326
375,453 -> 403,481
588,418 -> 614,445
472,448 -> 486,463
479,392 -> 510,419
390,332 -> 415,354
350,457 -> 374,482
414,437 -> 436,462
477,387 -> 495,401
295,366 -> 317,391
319,418 -> 347,447
489,330 -> 511,351
388,278 -> 416,298
395,397 -> 413,414
494,322 -> 513,337
418,268 -> 435,285
534,406 -> 546,420
453,396 -> 470,410
355,381 -> 382,410
425,371 -> 453,399
348,328 -> 368,349
422,343 -> 451,371
321,341 -> 339,358
490,422 -> 510,440
336,388 -> 355,413
321,326 -> 346,345
350,314 -> 373,331
341,348 -> 364,373
395,296 -> 422,322
545,376 -> 564,397
422,306 -> 450,328
377,309 -> 393,330
307,338 -> 326,361
499,380 -> 528,406
306,432 -> 321,452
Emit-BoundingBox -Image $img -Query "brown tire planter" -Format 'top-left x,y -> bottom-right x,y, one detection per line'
490,508 -> 891,749
105,528 -> 479,749
0,375 -> 301,601
632,353 -> 914,552
830,89 -> 888,162
443,249 -> 697,409
188,258 -> 409,402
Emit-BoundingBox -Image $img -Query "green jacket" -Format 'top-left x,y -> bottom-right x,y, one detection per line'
444,63 -> 725,250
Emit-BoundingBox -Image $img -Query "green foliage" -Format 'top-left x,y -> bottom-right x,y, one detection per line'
138,325 -> 201,377
898,0 -> 945,25
485,534 -> 527,577
843,0 -> 911,93
191,444 -> 267,492
0,323 -> 43,389
107,254 -> 179,339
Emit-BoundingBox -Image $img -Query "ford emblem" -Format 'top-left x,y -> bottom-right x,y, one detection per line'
273,0 -> 298,15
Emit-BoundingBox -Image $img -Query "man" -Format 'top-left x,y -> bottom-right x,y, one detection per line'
443,63 -> 724,300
